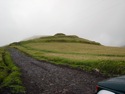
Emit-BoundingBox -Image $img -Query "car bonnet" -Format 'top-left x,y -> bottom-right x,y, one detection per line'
98,76 -> 125,93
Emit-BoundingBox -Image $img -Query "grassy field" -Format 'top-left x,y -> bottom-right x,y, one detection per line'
11,34 -> 125,76
0,47 -> 25,94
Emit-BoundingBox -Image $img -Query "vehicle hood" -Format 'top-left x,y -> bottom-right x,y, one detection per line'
98,76 -> 125,92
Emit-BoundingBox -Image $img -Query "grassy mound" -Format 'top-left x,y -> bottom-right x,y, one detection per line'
16,33 -> 101,45
10,33 -> 125,76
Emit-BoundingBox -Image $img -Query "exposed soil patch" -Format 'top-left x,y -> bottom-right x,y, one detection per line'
9,48 -> 106,94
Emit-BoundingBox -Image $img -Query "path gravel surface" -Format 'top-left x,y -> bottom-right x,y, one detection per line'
9,48 -> 106,94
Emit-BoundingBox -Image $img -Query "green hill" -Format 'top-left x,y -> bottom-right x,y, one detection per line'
1,33 -> 125,93
10,33 -> 125,76
17,33 -> 101,45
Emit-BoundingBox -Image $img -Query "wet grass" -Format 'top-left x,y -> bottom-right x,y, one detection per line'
0,47 -> 25,94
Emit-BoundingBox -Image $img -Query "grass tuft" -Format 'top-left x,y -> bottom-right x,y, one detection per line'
0,48 -> 25,94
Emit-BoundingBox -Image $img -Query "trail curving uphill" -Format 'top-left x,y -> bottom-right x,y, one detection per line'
9,48 -> 105,94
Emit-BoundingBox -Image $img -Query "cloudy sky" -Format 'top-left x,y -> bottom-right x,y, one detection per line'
0,0 -> 125,47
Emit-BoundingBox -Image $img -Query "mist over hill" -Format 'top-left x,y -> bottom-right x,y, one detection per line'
19,33 -> 101,45
23,35 -> 49,41
122,45 -> 125,47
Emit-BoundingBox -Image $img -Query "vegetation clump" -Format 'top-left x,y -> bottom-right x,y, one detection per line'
54,33 -> 66,36
0,48 -> 25,94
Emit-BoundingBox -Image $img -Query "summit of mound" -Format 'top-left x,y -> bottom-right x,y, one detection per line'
19,33 -> 101,45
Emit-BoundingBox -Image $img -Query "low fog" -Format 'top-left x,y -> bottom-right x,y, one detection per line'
0,0 -> 125,47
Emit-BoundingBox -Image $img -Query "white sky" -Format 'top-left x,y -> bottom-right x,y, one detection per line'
0,0 -> 125,47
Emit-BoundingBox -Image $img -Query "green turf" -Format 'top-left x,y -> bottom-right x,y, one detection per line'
0,47 -> 25,94
10,34 -> 125,76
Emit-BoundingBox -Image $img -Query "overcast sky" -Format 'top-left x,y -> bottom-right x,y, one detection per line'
0,0 -> 125,47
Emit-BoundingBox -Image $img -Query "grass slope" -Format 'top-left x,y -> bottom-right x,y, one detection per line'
17,33 -> 101,45
0,47 -> 25,94
10,34 -> 125,76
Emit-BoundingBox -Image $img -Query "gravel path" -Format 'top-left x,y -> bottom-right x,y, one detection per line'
9,48 -> 106,94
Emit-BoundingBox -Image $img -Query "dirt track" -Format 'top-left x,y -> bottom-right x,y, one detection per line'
9,48 -> 106,94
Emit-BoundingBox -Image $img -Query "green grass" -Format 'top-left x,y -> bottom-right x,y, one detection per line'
18,34 -> 101,45
10,34 -> 125,77
0,47 -> 25,94
0,48 -> 8,84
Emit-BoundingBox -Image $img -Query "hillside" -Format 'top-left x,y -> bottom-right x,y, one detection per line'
0,34 -> 104,94
18,33 -> 101,45
10,33 -> 125,76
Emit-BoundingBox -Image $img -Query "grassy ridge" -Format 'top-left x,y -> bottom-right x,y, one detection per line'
0,47 -> 25,94
19,34 -> 101,45
10,34 -> 125,76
